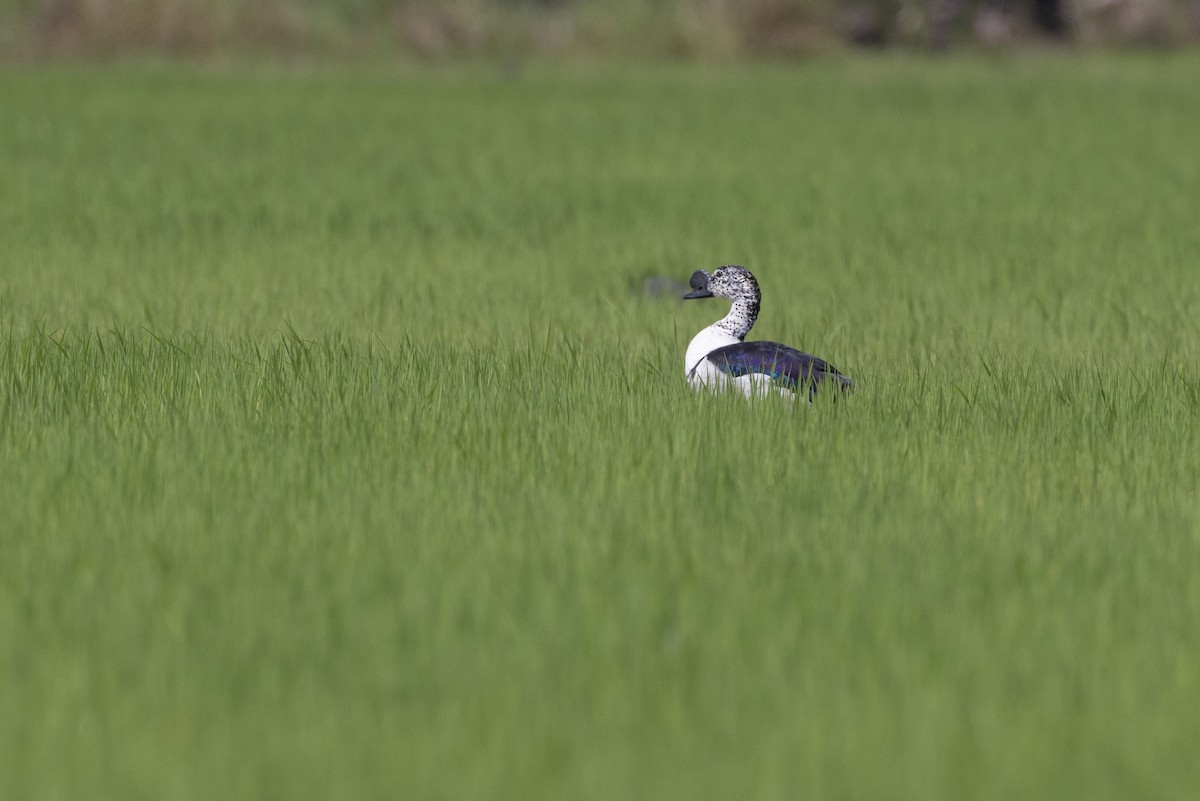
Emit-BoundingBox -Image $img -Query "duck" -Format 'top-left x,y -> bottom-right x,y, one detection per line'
682,265 -> 853,398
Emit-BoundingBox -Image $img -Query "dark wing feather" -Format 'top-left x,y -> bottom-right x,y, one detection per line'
705,340 -> 853,394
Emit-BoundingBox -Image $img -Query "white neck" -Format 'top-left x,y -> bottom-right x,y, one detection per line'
683,294 -> 762,379
714,297 -> 758,341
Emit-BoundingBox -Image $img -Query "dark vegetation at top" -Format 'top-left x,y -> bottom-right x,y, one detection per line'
2,0 -> 1199,61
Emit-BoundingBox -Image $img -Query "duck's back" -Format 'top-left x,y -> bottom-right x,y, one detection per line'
704,340 -> 853,394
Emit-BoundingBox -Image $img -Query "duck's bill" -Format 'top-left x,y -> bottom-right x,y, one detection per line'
682,270 -> 713,300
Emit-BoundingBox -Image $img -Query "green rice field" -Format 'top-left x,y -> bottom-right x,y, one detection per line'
2,56 -> 1200,799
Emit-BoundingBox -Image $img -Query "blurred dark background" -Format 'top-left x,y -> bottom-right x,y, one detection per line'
2,0 -> 1198,61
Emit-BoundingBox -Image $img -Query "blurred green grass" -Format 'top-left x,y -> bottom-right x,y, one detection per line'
2,56 -> 1200,800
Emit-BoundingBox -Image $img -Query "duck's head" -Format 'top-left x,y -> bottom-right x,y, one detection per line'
683,265 -> 760,304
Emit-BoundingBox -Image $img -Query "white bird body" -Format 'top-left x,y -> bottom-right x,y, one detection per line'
685,324 -> 776,396
680,265 -> 853,399
684,324 -> 738,387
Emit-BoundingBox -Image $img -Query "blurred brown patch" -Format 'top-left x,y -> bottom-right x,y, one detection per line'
1073,0 -> 1183,45
973,7 -> 1016,48
33,0 -> 219,56
392,3 -> 486,58
840,2 -> 887,46
235,1 -> 313,53
742,0 -> 822,56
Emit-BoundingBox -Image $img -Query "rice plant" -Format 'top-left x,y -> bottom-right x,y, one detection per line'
2,56 -> 1199,800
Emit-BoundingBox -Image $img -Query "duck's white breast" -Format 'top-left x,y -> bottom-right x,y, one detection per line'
685,326 -> 799,399
685,325 -> 738,391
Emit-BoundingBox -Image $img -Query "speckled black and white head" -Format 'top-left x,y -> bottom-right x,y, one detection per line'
682,265 -> 761,340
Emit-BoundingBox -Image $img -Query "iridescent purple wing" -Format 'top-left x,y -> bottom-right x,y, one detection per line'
704,341 -> 853,395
